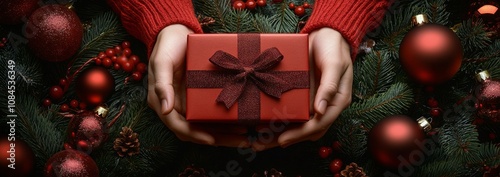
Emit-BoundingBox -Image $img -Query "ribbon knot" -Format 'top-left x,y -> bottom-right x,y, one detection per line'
208,47 -> 295,109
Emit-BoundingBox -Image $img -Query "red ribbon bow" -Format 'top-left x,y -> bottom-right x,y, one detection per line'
209,47 -> 295,108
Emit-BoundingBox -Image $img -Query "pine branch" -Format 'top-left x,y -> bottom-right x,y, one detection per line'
253,13 -> 274,33
439,112 -> 482,164
0,44 -> 44,94
269,2 -> 298,33
478,40 -> 500,77
194,0 -> 231,33
353,51 -> 396,99
222,9 -> 256,33
456,19 -> 490,55
343,82 -> 414,129
333,117 -> 367,161
424,0 -> 450,25
374,9 -> 413,59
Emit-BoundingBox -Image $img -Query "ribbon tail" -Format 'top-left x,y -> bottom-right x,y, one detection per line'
252,72 -> 294,98
216,80 -> 247,109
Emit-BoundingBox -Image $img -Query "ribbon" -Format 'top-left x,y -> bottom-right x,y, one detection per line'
186,34 -> 309,123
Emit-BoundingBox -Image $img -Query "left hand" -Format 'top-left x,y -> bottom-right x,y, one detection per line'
252,27 -> 353,151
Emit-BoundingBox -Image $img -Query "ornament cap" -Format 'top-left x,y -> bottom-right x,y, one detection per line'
95,106 -> 109,118
417,117 -> 432,132
476,70 -> 491,82
412,14 -> 429,26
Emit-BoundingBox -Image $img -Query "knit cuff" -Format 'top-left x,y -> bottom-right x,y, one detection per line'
107,0 -> 202,54
301,0 -> 390,59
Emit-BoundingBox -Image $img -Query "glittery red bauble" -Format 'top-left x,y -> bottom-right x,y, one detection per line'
0,137 -> 35,177
25,5 -> 83,62
0,0 -> 39,24
76,66 -> 115,107
399,24 -> 463,85
66,110 -> 108,153
44,149 -> 99,177
475,73 -> 500,122
368,115 -> 425,169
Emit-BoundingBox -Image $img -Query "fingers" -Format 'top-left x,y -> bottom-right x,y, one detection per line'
314,62 -> 344,114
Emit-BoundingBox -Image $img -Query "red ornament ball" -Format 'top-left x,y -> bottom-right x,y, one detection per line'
475,71 -> 500,122
368,115 -> 425,169
0,138 -> 35,177
319,146 -> 332,159
44,149 -> 99,177
329,159 -> 343,174
67,109 -> 108,153
294,6 -> 305,16
232,0 -> 245,10
49,85 -> 64,101
25,5 -> 83,62
0,0 -> 39,24
76,66 -> 115,107
257,0 -> 267,7
246,0 -> 257,10
399,23 -> 463,85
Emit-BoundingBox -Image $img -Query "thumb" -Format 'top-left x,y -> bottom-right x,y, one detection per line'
149,55 -> 175,115
314,63 -> 342,115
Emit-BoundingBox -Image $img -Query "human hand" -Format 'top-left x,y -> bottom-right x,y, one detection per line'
252,28 -> 353,151
147,24 -> 250,148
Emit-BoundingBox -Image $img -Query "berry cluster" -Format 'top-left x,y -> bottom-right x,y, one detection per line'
93,41 -> 147,81
43,79 -> 87,112
0,37 -> 7,48
318,141 -> 345,176
232,0 -> 267,10
289,2 -> 311,17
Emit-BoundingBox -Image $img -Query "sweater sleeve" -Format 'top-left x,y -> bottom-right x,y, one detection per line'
107,0 -> 202,54
301,0 -> 392,58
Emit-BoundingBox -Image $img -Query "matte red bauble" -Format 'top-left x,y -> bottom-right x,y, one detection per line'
25,5 -> 83,62
44,149 -> 99,177
67,107 -> 109,153
475,70 -> 500,122
0,0 -> 39,24
399,14 -> 463,85
0,138 -> 35,177
76,66 -> 115,107
368,115 -> 428,169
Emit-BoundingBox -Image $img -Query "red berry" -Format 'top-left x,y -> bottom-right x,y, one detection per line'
289,2 -> 295,9
303,2 -> 311,8
0,43 -> 4,48
60,104 -> 70,112
102,58 -> 113,68
332,141 -> 342,153
131,71 -> 143,81
114,63 -> 121,70
318,146 -> 332,159
430,108 -> 441,118
122,41 -> 131,49
122,61 -> 135,72
42,99 -> 52,107
256,0 -> 267,7
2,37 -> 6,43
79,102 -> 87,110
114,46 -> 122,54
117,55 -> 128,66
294,6 -> 305,16
105,48 -> 116,57
329,159 -> 343,174
427,97 -> 439,108
111,56 -> 117,63
70,100 -> 79,108
129,55 -> 140,65
136,63 -> 147,73
233,0 -> 245,10
49,86 -> 64,100
59,78 -> 68,87
97,52 -> 106,59
122,48 -> 132,57
63,143 -> 73,150
246,0 -> 257,10
95,58 -> 102,65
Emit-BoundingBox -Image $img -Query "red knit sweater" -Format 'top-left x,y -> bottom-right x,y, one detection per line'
107,0 -> 391,58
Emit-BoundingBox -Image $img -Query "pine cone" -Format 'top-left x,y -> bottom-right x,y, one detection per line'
179,165 -> 207,177
252,168 -> 285,177
113,127 -> 140,157
340,163 -> 368,177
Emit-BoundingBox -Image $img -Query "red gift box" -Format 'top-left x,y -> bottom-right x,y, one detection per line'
186,34 -> 310,123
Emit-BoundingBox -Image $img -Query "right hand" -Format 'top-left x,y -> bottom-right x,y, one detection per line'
147,24 -> 250,148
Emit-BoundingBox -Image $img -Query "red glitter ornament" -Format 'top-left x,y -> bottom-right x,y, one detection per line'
475,70 -> 500,122
0,0 -> 39,25
399,14 -> 462,85
76,66 -> 115,107
0,138 -> 35,177
66,107 -> 109,153
25,5 -> 83,62
368,115 -> 431,169
44,149 -> 99,177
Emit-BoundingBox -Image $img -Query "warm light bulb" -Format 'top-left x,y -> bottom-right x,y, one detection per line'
478,4 -> 498,15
